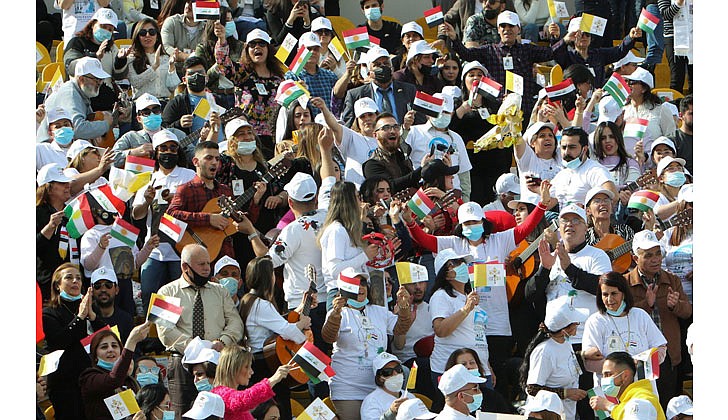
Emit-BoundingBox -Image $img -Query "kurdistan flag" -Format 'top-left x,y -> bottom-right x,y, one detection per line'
407,188 -> 435,219
64,193 -> 95,239
603,72 -> 631,108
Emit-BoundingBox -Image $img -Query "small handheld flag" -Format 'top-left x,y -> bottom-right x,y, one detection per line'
477,76 -> 502,98
292,342 -> 336,384
623,118 -> 649,139
407,361 -> 418,390
104,389 -> 141,420
412,91 -> 444,117
147,293 -> 183,329
110,217 -> 140,248
158,213 -> 188,243
407,188 -> 436,219
395,262 -> 429,284
275,33 -> 298,64
638,8 -> 660,34
580,13 -> 608,36
505,71 -> 524,95
424,6 -> 444,27
545,78 -> 576,103
289,45 -> 313,75
627,190 -> 660,212
342,27 -> 370,50
602,72 -> 631,108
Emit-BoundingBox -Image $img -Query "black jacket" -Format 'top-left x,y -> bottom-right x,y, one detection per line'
342,80 -> 423,128
36,204 -> 67,299
161,92 -> 194,134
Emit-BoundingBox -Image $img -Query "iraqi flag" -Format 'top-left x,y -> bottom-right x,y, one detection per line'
64,192 -> 95,239
125,155 -> 155,174
148,293 -> 183,329
545,78 -> 576,103
412,91 -> 444,117
88,184 -> 127,215
623,118 -> 649,139
337,271 -> 361,294
193,1 -> 220,21
424,6 -> 444,27
627,190 -> 660,212
80,325 -> 121,353
638,8 -> 660,34
407,188 -> 436,219
634,347 -> 661,380
292,342 -> 336,384
603,72 -> 631,108
477,76 -> 502,98
342,27 -> 370,50
110,217 -> 140,248
158,213 -> 188,243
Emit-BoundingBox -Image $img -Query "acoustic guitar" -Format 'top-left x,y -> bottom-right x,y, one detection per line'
505,220 -> 558,302
595,208 -> 692,273
174,152 -> 292,258
262,264 -> 317,385
176,107 -> 245,150
87,81 -> 131,149
622,171 -> 659,193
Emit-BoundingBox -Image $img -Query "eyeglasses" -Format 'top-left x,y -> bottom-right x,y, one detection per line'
247,40 -> 267,48
138,365 -> 161,375
138,28 -> 158,37
379,365 -> 403,376
626,80 -> 639,85
375,124 -> 401,133
186,70 -> 205,77
93,281 -> 115,290
82,75 -> 103,84
157,144 -> 179,153
314,29 -> 333,37
138,106 -> 162,117
559,217 -> 584,226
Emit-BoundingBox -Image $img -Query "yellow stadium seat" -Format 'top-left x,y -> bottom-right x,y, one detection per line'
44,405 -> 55,420
414,16 -> 439,40
322,397 -> 337,414
42,62 -> 66,83
327,15 -> 356,46
381,15 -> 402,25
652,88 -> 684,102
550,64 -> 563,85
36,42 -> 51,74
414,393 -> 433,409
114,39 -> 133,49
291,399 -> 305,417
55,41 -> 65,64
654,63 -> 671,89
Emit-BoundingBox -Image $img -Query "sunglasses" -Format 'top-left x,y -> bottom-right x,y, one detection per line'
247,40 -> 268,48
93,281 -> 115,290
138,365 -> 161,375
379,365 -> 403,376
157,144 -> 179,153
138,106 -> 162,117
138,28 -> 158,37
315,29 -> 333,37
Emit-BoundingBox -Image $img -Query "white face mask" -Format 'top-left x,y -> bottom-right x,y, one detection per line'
384,373 -> 404,393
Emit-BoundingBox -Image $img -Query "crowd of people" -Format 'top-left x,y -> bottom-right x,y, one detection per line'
36,1 -> 695,419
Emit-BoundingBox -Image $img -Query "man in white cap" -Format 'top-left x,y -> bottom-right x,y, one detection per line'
436,364 -> 486,419
36,108 -> 76,171
404,90 -> 472,198
113,93 -> 189,168
666,395 -> 693,420
483,173 -> 520,212
463,0 -> 507,47
342,45 -> 420,127
393,40 -> 444,95
627,229 -> 692,408
183,391 -> 225,420
312,16 -> 346,77
211,255 -> 242,307
284,32 -> 338,117
90,267 -> 134,343
392,21 -> 425,70
396,398 -> 437,420
38,57 -> 117,143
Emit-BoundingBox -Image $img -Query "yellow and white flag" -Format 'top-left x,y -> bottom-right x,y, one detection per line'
580,13 -> 608,36
103,389 -> 140,420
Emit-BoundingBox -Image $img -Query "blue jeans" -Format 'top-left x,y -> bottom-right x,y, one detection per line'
141,258 -> 182,312
643,4 -> 664,66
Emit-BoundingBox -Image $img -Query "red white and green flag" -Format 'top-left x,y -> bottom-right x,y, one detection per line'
369,35 -> 381,47
424,6 -> 444,27
407,188 -> 436,219
627,190 -> 660,212
64,193 -> 95,239
477,76 -> 502,98
292,341 -> 336,384
275,80 -> 308,107
637,8 -> 660,34
587,387 -> 614,420
634,347 -> 661,380
342,27 -> 370,50
602,72 -> 631,108
80,325 -> 120,353
158,213 -> 188,243
110,217 -> 140,247
623,117 -> 649,139
412,91 -> 444,117
289,46 -> 313,75
88,184 -> 127,215
125,155 -> 155,174
545,78 -> 576,103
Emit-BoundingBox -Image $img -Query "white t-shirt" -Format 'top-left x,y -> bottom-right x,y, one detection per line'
320,221 -> 370,292
391,301 -> 434,362
80,224 -> 140,278
36,142 -> 70,172
434,405 -> 476,420
336,125 -> 378,186
549,158 -> 612,208
429,289 -> 490,376
327,305 -> 400,401
435,231 -> 517,337
545,245 -> 612,343
244,297 -> 307,353
361,387 -> 407,420
526,338 -> 582,420
404,122 -> 473,191
515,145 -> 562,204
57,0 -> 103,44
132,166 -> 196,262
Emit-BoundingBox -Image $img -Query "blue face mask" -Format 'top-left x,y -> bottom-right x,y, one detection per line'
93,28 -> 113,43
347,297 -> 369,309
161,412 -> 175,420
219,277 -> 239,297
97,358 -> 116,371
60,290 -> 82,301
53,126 -> 74,146
453,264 -> 470,283
387,295 -> 393,303
462,224 -> 484,241
563,155 -> 584,170
136,372 -> 159,386
142,113 -> 163,130
237,140 -> 257,155
464,392 -> 483,413
195,378 -> 212,392
468,368 -> 481,377
600,371 -> 624,398
606,300 -> 627,317
365,7 -> 382,21
225,21 -> 237,38
665,171 -> 686,187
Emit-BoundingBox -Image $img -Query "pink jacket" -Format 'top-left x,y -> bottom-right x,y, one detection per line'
211,379 -> 276,420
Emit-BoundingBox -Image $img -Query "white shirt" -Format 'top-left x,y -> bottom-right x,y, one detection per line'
80,224 -> 140,278
435,231 -> 517,337
244,297 -> 306,353
361,387 -> 404,420
336,125 -> 378,186
430,289 -> 491,376
267,209 -> 328,309
320,221 -> 370,292
404,122 -> 473,191
391,301 -> 434,362
526,338 -> 582,420
623,102 -> 677,154
545,244 -> 612,343
36,142 -> 70,172
549,158 -> 612,209
434,405 -> 476,420
132,166 -> 196,262
327,305 -> 400,401
515,144 -> 562,204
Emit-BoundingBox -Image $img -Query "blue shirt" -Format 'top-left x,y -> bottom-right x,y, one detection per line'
371,82 -> 399,122
285,67 -> 338,117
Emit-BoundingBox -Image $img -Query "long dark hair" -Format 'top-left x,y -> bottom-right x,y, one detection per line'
283,102 -> 315,141
157,0 -> 187,27
359,176 -> 390,205
519,324 -> 559,391
593,121 -> 630,169
131,18 -> 166,75
518,202 -> 550,243
445,348 -> 485,376
251,399 -> 280,420
136,383 -> 168,419
239,256 -> 277,345
89,330 -> 123,364
633,82 -> 663,109
596,271 -> 635,314
431,258 -> 472,299
438,52 -> 462,87
452,218 -> 493,242
242,39 -> 285,78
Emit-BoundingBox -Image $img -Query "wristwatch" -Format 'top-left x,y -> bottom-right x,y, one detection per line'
248,231 -> 260,241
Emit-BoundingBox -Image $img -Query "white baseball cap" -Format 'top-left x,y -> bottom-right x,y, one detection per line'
461,60 -> 488,81
396,398 -> 437,420
433,92 -> 454,113
75,57 -> 111,79
90,267 -> 118,284
438,364 -> 486,396
311,17 -> 333,32
544,295 -> 590,331
92,8 -> 118,28
299,32 -> 322,49
656,156 -> 686,177
354,97 -> 379,118
246,28 -> 271,44
495,173 -> 520,195
47,108 -> 71,124
612,51 -> 645,69
677,183 -> 693,203
37,163 -> 73,186
401,21 -> 424,38
558,203 -> 587,223
523,121 -> 556,144
214,255 -> 240,277
624,67 -> 654,89
434,248 -> 474,275
182,337 -> 220,367
183,391 -> 225,419
458,201 -> 486,223
372,352 -> 401,375
666,395 -> 693,419
135,93 -> 161,111
650,136 -> 676,155
406,40 -> 437,65
567,17 -> 582,34
224,118 -> 252,139
367,46 -> 390,63
497,10 -> 520,27
632,230 -> 663,254
597,95 -> 623,124
284,172 -> 318,202
152,129 -> 180,148
523,390 -> 565,416
66,139 -> 102,162
584,186 -> 615,206
622,399 -> 658,420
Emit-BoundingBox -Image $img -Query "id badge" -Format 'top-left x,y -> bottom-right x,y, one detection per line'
255,83 -> 268,95
150,0 -> 159,9
477,108 -> 490,119
607,334 -> 625,353
503,56 -> 514,70
232,179 -> 245,196
361,316 -> 373,330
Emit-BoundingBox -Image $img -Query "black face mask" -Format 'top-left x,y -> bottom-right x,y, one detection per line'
373,65 -> 393,84
484,9 -> 500,20
185,265 -> 210,287
157,153 -> 179,169
186,73 -> 207,92
419,64 -> 439,77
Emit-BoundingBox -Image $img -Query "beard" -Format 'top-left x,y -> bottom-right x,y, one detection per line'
80,83 -> 100,98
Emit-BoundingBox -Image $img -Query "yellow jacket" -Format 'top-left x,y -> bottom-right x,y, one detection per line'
612,379 -> 666,420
